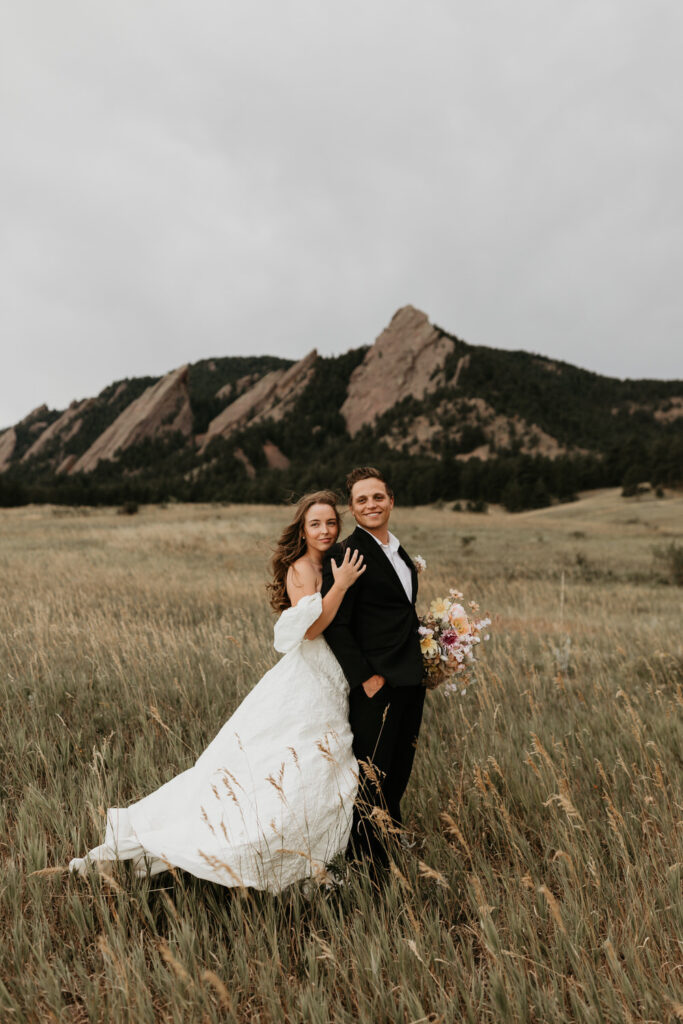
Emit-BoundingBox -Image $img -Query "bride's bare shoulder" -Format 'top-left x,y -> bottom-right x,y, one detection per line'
286,559 -> 319,604
287,556 -> 317,583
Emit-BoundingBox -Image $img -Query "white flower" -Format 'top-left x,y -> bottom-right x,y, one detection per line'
414,555 -> 427,574
448,603 -> 469,634
429,597 -> 451,622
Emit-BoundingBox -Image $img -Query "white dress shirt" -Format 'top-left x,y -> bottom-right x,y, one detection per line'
360,527 -> 413,602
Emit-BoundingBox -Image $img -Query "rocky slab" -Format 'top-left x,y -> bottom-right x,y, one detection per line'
69,366 -> 193,474
340,306 -> 454,436
0,428 -> 17,472
22,399 -> 95,463
201,350 -> 317,450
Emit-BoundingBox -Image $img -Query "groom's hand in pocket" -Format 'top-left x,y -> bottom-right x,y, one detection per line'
362,674 -> 386,698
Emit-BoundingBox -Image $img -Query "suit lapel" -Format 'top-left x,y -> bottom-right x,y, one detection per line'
349,527 -> 413,604
399,545 -> 419,606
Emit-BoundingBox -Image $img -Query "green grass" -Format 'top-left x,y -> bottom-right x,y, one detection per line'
1,490 -> 682,1022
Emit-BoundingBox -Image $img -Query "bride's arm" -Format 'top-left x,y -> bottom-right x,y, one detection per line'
286,549 -> 365,640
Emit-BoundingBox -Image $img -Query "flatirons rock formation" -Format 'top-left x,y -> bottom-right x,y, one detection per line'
1,305 -> 681,509
215,372 -> 261,402
200,350 -> 317,451
0,405 -> 52,470
0,428 -> 16,472
21,398 -> 95,462
341,306 -> 454,436
263,441 -> 290,470
68,366 -> 193,474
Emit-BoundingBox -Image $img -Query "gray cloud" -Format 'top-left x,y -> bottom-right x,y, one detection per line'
2,0 -> 682,427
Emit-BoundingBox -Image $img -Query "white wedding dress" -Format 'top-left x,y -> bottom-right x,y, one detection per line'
69,594 -> 358,892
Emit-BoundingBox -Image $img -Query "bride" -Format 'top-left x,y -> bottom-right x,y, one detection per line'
69,491 -> 365,892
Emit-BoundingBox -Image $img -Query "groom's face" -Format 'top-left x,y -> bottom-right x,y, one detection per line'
349,477 -> 394,533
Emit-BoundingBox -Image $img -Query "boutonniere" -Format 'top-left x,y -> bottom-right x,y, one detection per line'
414,555 -> 426,574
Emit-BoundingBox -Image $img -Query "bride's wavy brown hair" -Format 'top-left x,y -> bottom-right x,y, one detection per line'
267,490 -> 342,612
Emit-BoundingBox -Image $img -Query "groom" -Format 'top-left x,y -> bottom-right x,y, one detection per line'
322,466 -> 425,867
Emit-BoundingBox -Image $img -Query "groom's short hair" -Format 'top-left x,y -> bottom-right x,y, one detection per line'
346,466 -> 394,501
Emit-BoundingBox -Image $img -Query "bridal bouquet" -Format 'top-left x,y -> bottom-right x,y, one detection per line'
419,589 -> 491,693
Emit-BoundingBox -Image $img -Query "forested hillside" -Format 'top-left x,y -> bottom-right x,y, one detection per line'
1,308 -> 681,509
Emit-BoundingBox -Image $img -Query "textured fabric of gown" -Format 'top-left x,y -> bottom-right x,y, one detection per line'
69,594 -> 358,892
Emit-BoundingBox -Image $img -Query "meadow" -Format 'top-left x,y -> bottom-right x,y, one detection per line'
0,490 -> 681,1023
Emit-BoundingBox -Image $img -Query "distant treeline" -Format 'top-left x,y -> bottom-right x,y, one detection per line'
1,435 -> 680,512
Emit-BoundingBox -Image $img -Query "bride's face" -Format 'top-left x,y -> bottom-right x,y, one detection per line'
303,503 -> 339,557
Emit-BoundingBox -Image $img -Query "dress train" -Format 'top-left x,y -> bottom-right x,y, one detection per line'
69,594 -> 357,892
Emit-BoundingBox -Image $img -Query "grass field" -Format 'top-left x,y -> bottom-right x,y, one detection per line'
1,489 -> 681,1023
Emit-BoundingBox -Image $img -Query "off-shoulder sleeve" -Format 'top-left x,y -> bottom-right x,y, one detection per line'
273,592 -> 323,653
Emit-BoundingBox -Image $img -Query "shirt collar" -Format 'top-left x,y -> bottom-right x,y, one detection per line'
359,526 -> 400,553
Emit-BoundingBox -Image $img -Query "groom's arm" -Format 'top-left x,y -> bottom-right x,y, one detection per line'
321,553 -> 375,691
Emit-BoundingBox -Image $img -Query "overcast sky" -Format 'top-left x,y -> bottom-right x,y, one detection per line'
2,0 -> 682,428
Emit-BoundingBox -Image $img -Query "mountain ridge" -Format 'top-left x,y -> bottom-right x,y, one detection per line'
1,306 -> 681,509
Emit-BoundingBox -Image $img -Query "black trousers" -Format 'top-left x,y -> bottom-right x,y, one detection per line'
347,683 -> 426,865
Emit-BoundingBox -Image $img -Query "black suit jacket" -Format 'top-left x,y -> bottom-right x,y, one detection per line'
321,526 -> 423,691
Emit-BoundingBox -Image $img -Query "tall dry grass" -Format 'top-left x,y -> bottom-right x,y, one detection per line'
1,492 -> 681,1022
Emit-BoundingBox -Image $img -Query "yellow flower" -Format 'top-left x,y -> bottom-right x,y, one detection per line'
420,635 -> 439,659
